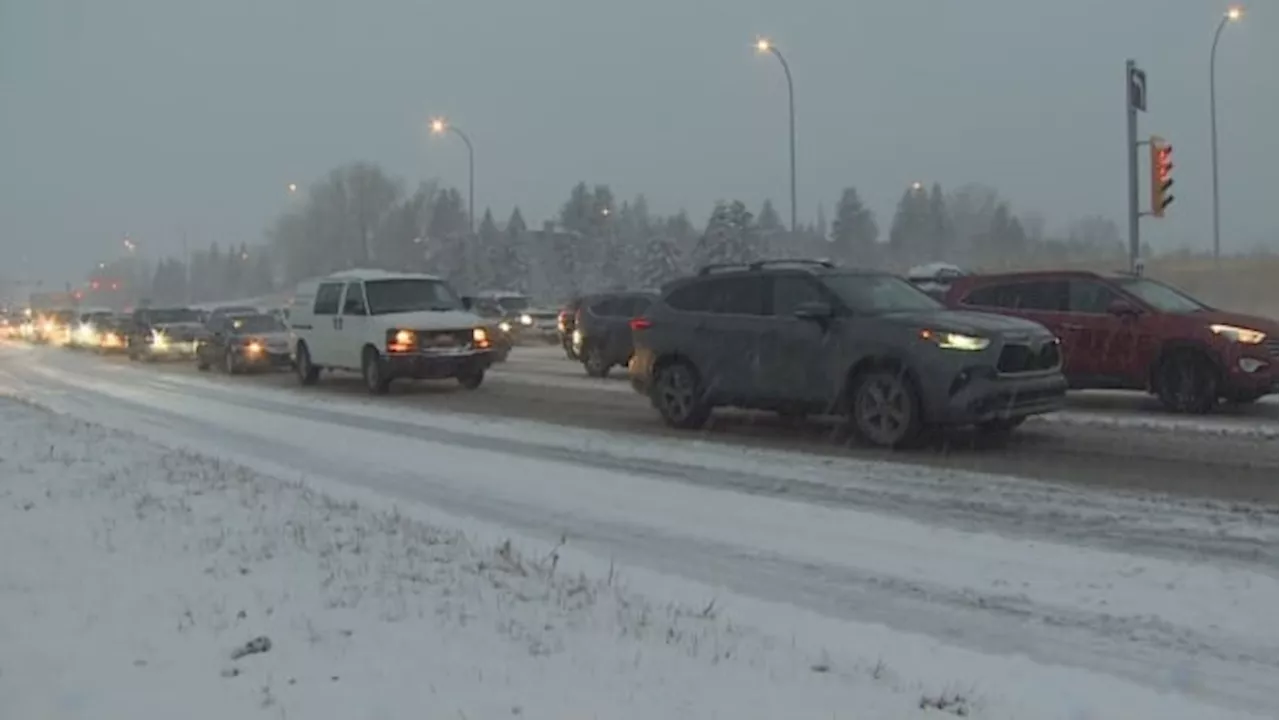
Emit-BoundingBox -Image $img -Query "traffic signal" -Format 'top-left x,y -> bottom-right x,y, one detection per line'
1149,136 -> 1174,217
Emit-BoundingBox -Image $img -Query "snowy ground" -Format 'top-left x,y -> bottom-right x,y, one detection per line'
1,349 -> 1276,719
0,399 -> 938,720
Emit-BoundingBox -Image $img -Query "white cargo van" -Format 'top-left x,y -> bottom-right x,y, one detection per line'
287,269 -> 495,394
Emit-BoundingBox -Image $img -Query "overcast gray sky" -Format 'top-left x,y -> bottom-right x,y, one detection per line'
2,0 -> 1275,284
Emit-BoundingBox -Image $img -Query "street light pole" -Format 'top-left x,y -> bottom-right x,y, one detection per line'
755,38 -> 797,235
1210,6 -> 1242,266
430,117 -> 477,287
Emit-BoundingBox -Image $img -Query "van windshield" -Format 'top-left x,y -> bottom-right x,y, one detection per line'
365,279 -> 462,315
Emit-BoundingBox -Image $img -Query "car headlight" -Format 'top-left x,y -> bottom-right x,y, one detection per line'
473,327 -> 489,343
245,341 -> 263,355
922,329 -> 990,351
519,313 -> 533,326
151,331 -> 169,348
1210,324 -> 1266,345
498,321 -> 512,333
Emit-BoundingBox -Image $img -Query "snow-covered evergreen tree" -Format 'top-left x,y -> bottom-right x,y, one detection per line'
830,187 -> 878,266
692,200 -> 758,269
635,234 -> 683,291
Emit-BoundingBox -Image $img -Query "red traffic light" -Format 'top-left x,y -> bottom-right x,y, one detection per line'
1149,136 -> 1175,218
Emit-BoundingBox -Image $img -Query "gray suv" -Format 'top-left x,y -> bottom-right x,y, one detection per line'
628,260 -> 1068,447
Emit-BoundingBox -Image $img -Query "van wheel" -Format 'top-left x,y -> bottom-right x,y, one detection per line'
652,360 -> 711,429
1155,351 -> 1217,414
362,347 -> 391,395
583,346 -> 610,378
848,369 -> 923,448
295,343 -> 320,386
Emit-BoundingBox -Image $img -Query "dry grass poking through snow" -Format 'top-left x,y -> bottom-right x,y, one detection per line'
0,397 -> 961,720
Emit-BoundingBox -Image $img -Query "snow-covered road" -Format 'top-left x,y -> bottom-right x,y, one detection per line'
0,344 -> 1275,718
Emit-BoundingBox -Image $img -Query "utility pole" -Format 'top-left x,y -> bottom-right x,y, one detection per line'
1125,60 -> 1147,274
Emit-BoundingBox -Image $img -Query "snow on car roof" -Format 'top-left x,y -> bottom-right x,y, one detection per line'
322,268 -> 444,282
906,262 -> 968,280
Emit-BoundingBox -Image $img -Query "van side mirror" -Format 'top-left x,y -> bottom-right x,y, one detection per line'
793,301 -> 834,320
1107,299 -> 1140,316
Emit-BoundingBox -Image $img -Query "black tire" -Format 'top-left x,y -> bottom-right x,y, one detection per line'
651,360 -> 712,430
295,342 -> 320,386
196,353 -> 210,372
223,347 -> 239,375
848,369 -> 924,448
976,416 -> 1026,434
457,368 -> 485,390
563,340 -> 578,361
1154,351 -> 1218,414
362,346 -> 391,395
583,346 -> 610,378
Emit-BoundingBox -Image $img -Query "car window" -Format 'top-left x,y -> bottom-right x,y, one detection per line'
771,276 -> 825,316
821,274 -> 941,313
1067,280 -> 1121,314
313,283 -> 343,315
665,283 -> 711,312
623,296 -> 654,316
965,281 -> 1066,312
230,315 -> 286,333
705,277 -> 767,315
342,282 -> 368,315
1112,277 -> 1207,313
589,297 -> 622,316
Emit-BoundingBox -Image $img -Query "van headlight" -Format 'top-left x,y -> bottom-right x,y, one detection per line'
388,329 -> 416,352
921,329 -> 990,351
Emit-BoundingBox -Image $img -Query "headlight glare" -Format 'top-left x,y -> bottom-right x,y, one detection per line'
1209,324 -> 1266,344
922,329 -> 990,351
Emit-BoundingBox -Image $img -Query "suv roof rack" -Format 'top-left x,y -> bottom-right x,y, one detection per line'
696,258 -> 835,276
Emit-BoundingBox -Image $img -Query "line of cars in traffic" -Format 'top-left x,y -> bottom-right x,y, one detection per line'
9,260 -> 1276,449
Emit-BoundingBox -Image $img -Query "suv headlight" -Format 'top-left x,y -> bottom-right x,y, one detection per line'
921,329 -> 990,351
519,313 -> 533,326
1210,324 -> 1266,345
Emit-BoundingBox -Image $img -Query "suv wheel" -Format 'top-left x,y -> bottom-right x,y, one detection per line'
1155,351 -> 1217,414
653,361 -> 711,429
849,369 -> 922,448
457,368 -> 485,390
223,347 -> 239,375
362,347 -> 391,395
583,346 -> 610,378
295,343 -> 320,386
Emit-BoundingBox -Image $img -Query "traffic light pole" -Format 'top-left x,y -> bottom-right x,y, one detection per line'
1125,60 -> 1141,275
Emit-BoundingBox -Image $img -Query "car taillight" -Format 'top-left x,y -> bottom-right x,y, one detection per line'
629,317 -> 652,331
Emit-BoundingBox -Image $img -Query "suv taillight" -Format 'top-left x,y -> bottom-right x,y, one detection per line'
629,317 -> 652,331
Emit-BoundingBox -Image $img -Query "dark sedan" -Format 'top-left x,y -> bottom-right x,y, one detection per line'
196,313 -> 292,374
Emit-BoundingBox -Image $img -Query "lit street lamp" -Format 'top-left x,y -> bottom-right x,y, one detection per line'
430,116 -> 477,289
287,182 -> 299,194
429,117 -> 475,236
755,37 -> 797,235
1209,5 -> 1243,265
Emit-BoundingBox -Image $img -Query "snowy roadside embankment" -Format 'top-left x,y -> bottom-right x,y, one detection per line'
0,398 -> 987,720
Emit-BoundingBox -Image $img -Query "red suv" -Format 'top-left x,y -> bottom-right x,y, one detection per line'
937,270 -> 1277,413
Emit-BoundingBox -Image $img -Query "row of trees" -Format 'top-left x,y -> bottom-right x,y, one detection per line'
119,161 -> 1136,306
86,243 -> 274,307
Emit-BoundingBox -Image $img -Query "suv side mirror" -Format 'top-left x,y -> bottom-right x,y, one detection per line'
1107,298 -> 1140,317
793,301 -> 834,320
